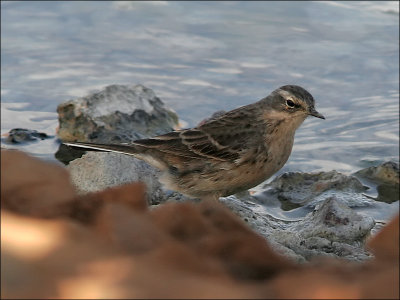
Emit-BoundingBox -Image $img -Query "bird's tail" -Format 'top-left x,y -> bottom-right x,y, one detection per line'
64,141 -> 168,170
63,141 -> 141,156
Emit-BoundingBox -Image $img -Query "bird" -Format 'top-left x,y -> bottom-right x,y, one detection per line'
64,85 -> 325,201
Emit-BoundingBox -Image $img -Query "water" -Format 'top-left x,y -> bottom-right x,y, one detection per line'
1,1 -> 399,221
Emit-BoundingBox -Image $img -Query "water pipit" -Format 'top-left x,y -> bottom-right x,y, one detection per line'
65,85 -> 325,201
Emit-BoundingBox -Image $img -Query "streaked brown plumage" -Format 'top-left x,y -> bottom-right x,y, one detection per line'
65,85 -> 325,201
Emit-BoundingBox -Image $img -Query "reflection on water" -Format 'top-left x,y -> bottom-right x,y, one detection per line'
1,1 -> 399,220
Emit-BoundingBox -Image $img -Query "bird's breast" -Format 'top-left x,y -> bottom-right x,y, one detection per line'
264,129 -> 295,174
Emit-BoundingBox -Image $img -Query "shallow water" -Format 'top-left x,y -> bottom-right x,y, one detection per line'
1,1 -> 399,221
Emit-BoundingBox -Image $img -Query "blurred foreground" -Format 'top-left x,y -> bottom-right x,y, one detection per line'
1,149 -> 399,299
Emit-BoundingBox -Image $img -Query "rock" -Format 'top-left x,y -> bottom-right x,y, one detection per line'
149,200 -> 292,280
57,84 -> 179,143
222,195 -> 374,262
280,197 -> 375,262
269,248 -> 399,299
66,152 -> 166,205
355,161 -> 399,185
54,143 -> 87,165
1,210 -> 126,299
375,183 -> 400,204
220,196 -> 308,262
367,214 -> 399,262
354,161 -> 399,204
56,84 -> 179,164
3,128 -> 51,144
1,150 -> 399,299
220,195 -> 289,239
1,149 -> 76,218
67,182 -> 148,225
54,84 -> 182,202
260,170 -> 373,209
65,149 -> 378,261
0,209 -> 262,299
294,197 -> 374,243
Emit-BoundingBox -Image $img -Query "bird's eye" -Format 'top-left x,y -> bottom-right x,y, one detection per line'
286,99 -> 295,108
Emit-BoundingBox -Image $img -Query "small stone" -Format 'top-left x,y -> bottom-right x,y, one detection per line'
4,128 -> 50,144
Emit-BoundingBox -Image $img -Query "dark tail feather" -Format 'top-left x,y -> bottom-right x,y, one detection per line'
63,141 -> 140,156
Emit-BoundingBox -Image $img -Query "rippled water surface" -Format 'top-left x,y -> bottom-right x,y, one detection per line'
2,1 -> 399,220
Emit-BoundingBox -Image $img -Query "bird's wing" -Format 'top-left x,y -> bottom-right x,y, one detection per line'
135,105 -> 266,162
134,128 -> 238,161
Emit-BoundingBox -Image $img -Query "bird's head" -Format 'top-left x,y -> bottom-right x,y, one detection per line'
267,85 -> 325,121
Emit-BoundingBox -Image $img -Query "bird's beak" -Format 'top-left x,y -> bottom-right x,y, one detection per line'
308,108 -> 325,119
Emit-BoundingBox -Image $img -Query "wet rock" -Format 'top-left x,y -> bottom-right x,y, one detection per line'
261,170 -> 373,210
280,197 -> 375,262
355,161 -> 399,185
3,128 -> 51,144
375,183 -> 400,204
67,152 -> 165,205
56,84 -> 179,163
295,197 -> 374,243
221,198 -> 308,262
354,161 -> 399,204
54,143 -> 86,165
222,195 -> 374,262
220,195 -> 289,239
